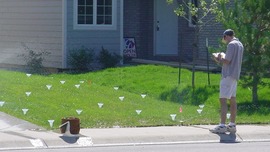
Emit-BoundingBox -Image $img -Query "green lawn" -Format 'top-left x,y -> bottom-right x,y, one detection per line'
0,65 -> 269,130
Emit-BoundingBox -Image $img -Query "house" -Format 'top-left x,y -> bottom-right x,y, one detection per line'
0,0 -> 223,71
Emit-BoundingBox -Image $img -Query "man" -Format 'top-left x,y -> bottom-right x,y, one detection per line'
210,29 -> 244,134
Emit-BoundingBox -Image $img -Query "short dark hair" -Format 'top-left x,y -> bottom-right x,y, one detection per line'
223,29 -> 234,37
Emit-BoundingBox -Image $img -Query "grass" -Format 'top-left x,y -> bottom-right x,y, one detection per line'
0,65 -> 270,130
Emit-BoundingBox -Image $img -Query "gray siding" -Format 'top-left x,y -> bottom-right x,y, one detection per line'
66,0 -> 122,66
0,0 -> 63,68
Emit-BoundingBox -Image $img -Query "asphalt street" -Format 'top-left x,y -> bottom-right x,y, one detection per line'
5,142 -> 270,152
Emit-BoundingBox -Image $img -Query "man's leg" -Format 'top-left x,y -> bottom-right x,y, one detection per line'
229,97 -> 237,123
226,97 -> 237,133
209,78 -> 229,133
209,98 -> 228,133
220,98 -> 228,125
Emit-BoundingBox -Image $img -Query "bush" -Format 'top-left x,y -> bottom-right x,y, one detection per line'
68,46 -> 94,72
20,43 -> 50,74
98,47 -> 122,69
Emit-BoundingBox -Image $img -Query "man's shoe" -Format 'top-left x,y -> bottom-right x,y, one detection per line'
209,125 -> 227,134
226,125 -> 236,133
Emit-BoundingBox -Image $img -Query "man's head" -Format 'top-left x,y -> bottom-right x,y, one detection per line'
223,29 -> 234,43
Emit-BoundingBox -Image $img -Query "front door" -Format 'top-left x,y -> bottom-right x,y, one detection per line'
154,0 -> 178,55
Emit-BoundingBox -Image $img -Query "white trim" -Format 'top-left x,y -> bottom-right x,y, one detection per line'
119,0 -> 124,64
73,0 -> 117,30
62,0 -> 67,68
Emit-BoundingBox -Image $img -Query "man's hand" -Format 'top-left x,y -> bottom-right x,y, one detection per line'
212,53 -> 221,63
212,52 -> 226,64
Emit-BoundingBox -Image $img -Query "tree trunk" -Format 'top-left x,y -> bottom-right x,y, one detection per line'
252,70 -> 259,104
252,83 -> 258,104
191,27 -> 199,90
192,51 -> 195,89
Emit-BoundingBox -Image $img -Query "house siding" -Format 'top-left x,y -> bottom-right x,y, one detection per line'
0,0 -> 63,68
66,0 -> 122,66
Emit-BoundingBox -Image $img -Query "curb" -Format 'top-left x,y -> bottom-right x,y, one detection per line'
2,137 -> 270,151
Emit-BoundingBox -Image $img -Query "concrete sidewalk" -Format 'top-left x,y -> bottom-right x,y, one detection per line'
1,112 -> 270,150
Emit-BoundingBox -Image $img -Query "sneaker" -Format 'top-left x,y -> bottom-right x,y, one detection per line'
226,125 -> 236,133
209,125 -> 227,134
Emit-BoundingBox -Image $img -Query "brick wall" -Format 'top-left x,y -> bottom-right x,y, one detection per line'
197,0 -> 235,63
178,16 -> 196,62
178,0 -> 224,64
198,13 -> 224,61
124,0 -> 225,64
124,0 -> 154,59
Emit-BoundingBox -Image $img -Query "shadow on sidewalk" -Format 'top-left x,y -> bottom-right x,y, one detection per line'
59,134 -> 87,144
59,134 -> 93,146
59,136 -> 79,144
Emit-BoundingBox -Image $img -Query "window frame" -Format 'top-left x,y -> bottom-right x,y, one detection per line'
188,0 -> 198,27
73,0 -> 117,30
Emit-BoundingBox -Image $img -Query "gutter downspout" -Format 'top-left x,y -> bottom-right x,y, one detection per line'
62,0 -> 68,69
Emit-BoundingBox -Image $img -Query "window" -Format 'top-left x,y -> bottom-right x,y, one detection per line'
74,0 -> 116,30
189,0 -> 198,27
77,0 -> 93,24
96,0 -> 112,24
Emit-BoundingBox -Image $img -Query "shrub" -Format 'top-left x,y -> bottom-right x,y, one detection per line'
20,43 -> 50,74
98,47 -> 122,69
68,46 -> 94,72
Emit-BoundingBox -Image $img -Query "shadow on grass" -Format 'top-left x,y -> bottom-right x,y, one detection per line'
160,85 -> 270,115
159,85 -> 219,105
237,100 -> 270,115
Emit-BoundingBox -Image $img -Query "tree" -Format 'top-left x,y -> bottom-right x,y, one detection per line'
214,0 -> 270,104
167,0 -> 222,89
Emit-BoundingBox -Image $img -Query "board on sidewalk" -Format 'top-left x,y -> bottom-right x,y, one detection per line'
210,132 -> 239,143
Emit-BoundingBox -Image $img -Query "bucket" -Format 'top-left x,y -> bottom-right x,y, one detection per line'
60,117 -> 80,134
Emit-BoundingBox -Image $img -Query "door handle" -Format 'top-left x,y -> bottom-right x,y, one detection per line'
156,21 -> 160,31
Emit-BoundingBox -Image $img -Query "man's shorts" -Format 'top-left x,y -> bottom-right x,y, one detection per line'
220,76 -> 237,99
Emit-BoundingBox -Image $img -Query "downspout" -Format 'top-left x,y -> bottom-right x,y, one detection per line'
62,0 -> 68,69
